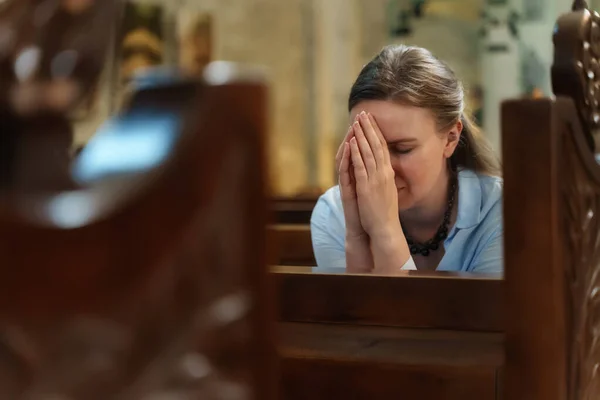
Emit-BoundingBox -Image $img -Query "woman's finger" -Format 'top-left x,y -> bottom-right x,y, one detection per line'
359,112 -> 385,168
349,137 -> 368,186
353,121 -> 376,176
335,125 -> 353,169
368,113 -> 390,165
339,142 -> 351,188
336,114 -> 360,168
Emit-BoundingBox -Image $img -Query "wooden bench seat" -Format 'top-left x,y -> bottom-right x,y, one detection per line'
274,267 -> 504,399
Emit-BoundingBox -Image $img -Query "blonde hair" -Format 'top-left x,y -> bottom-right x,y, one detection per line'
348,45 -> 501,176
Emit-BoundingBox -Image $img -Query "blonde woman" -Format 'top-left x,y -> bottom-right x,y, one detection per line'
311,45 -> 503,274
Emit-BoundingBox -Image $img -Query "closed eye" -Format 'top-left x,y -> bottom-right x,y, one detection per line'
389,147 -> 413,155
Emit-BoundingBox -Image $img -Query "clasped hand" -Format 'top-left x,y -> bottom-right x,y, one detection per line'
338,111 -> 402,241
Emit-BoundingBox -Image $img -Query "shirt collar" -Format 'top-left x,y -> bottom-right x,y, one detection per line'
455,169 -> 482,230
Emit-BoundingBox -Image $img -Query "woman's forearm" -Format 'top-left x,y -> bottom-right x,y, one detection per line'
369,226 -> 411,275
345,234 -> 374,273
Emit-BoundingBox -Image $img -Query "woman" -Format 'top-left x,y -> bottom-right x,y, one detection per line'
311,45 -> 503,274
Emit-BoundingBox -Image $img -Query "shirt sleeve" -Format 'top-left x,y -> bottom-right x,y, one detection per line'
310,195 -> 347,270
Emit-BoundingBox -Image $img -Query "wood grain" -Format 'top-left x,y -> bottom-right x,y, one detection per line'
269,224 -> 315,266
275,268 -> 504,332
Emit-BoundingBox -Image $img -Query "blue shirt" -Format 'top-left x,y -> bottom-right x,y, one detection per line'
310,169 -> 503,274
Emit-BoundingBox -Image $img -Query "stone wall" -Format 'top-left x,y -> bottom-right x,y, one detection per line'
75,0 -> 312,196
74,0 -> 585,196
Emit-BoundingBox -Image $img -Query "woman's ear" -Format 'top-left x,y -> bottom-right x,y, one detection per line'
444,119 -> 462,158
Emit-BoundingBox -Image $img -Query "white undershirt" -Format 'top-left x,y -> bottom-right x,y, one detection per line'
400,256 -> 417,271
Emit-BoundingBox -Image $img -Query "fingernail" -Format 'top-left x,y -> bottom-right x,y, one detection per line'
360,111 -> 366,116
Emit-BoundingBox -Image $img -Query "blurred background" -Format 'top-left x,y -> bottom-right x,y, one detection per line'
73,0 -> 587,197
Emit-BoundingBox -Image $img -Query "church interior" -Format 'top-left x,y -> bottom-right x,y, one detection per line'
1,0 -> 599,398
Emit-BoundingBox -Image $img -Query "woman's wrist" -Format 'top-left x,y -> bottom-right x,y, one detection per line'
345,233 -> 374,273
369,223 -> 411,274
345,230 -> 369,243
368,223 -> 405,246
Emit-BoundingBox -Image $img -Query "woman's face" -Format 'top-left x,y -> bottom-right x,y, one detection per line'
349,100 -> 460,211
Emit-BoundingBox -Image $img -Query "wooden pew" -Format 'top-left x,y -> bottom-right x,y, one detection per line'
502,1 -> 600,398
268,196 -> 317,267
269,224 -> 315,266
0,3 -> 277,393
271,196 -> 318,225
275,267 -> 504,399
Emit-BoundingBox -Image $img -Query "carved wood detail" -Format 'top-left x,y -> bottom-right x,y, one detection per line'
552,3 -> 600,399
560,119 -> 600,400
574,1 -> 590,11
552,1 -> 600,150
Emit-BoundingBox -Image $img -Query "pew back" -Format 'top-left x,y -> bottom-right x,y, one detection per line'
0,61 -> 276,398
271,197 -> 317,225
275,267 -> 505,399
502,1 -> 600,399
269,225 -> 315,266
269,197 -> 316,267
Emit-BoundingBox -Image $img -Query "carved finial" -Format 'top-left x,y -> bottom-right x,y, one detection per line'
553,0 -> 599,150
573,0 -> 589,11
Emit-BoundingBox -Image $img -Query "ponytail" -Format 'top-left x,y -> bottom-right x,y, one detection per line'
452,113 -> 502,177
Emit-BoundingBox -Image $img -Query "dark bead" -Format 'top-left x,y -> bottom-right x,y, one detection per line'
404,178 -> 455,258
